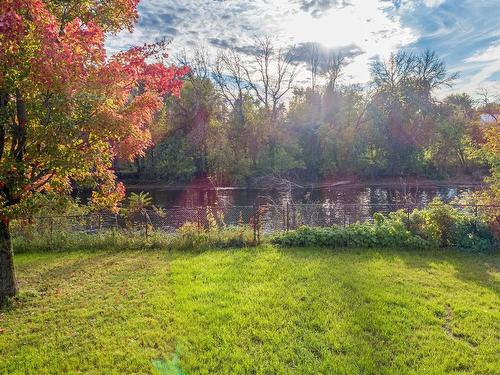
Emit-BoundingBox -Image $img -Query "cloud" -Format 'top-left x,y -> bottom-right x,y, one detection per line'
105,0 -> 499,93
106,0 -> 278,54
107,0 -> 415,76
292,42 -> 365,66
380,0 -> 500,95
464,43 -> 500,64
422,0 -> 445,7
208,38 -> 233,50
452,43 -> 500,94
297,0 -> 352,17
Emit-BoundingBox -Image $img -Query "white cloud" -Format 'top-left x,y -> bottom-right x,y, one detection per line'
106,0 -> 417,85
280,0 -> 417,82
105,0 -> 498,93
451,43 -> 500,94
464,43 -> 500,63
423,0 -> 445,8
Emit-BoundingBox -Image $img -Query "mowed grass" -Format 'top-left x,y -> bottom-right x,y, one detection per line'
1,246 -> 499,374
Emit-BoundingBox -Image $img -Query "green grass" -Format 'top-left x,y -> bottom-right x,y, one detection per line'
1,246 -> 499,374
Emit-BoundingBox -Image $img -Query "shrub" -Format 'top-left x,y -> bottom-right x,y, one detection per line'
409,199 -> 497,251
419,199 -> 458,246
449,217 -> 496,252
270,223 -> 434,250
271,200 -> 498,251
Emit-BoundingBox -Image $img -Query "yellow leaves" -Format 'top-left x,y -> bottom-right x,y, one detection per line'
483,125 -> 500,156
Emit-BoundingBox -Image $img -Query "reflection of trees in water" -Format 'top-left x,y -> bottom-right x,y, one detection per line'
127,184 -> 473,209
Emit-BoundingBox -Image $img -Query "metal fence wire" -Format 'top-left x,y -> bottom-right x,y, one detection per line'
11,203 -> 500,240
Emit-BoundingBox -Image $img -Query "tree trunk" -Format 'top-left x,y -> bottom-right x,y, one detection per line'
0,219 -> 17,303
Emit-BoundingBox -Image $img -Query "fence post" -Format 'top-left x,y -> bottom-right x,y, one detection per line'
286,201 -> 290,232
253,203 -> 257,244
257,205 -> 261,244
197,207 -> 201,232
49,217 -> 54,244
474,204 -> 478,232
342,209 -> 346,228
282,203 -> 285,232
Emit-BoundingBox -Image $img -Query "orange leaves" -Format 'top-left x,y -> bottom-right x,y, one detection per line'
90,181 -> 126,214
108,45 -> 188,97
94,46 -> 188,162
61,19 -> 106,65
143,63 -> 189,97
112,93 -> 160,161
31,17 -> 106,90
0,0 -> 188,213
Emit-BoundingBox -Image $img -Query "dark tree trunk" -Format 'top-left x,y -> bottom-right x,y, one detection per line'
0,219 -> 17,303
135,157 -> 145,179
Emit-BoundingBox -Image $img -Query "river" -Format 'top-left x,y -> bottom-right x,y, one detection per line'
126,181 -> 478,208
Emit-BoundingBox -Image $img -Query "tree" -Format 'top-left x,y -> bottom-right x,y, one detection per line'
151,78 -> 219,180
480,123 -> 500,204
0,0 -> 187,301
129,48 -> 221,181
323,52 -> 346,95
321,52 -> 347,125
415,50 -> 458,97
213,49 -> 261,171
369,50 -> 456,174
422,93 -> 477,175
287,88 -> 323,178
475,89 -> 500,207
242,37 -> 299,119
308,43 -> 320,91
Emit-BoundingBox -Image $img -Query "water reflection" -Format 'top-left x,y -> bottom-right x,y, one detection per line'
126,184 -> 475,208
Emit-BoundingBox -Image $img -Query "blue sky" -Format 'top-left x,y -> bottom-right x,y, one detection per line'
106,0 -> 500,95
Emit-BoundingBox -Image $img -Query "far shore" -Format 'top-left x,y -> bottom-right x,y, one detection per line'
123,175 -> 486,191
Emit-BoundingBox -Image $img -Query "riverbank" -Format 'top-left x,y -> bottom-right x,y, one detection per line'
123,175 -> 486,191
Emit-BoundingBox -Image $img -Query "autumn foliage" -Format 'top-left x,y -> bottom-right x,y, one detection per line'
0,0 -> 188,216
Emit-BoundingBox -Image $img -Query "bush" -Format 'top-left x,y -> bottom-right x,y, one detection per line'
449,217 -> 496,252
408,199 -> 497,251
271,200 -> 498,252
271,223 -> 434,250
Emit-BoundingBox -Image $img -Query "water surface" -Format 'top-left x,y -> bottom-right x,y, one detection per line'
127,183 -> 476,208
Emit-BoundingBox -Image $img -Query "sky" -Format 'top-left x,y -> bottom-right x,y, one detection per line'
106,0 -> 500,96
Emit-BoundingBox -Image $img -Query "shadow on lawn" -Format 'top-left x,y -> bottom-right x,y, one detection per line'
280,246 -> 499,297
169,245 -> 499,297
395,248 -> 499,297
14,251 -> 153,298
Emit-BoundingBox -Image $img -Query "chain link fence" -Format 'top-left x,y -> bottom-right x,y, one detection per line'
275,203 -> 500,230
11,203 -> 500,242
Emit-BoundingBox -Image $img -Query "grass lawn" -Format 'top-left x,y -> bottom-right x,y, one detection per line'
1,246 -> 499,374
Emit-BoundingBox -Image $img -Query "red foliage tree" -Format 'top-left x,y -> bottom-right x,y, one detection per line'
0,0 -> 188,301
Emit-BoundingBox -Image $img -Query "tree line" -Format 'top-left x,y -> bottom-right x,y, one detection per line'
125,38 -> 498,185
